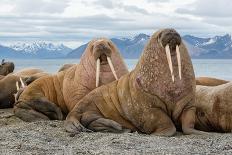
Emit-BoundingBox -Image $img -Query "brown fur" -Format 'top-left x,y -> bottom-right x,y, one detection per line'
0,59 -> 14,76
14,68 -> 50,85
195,82 -> 232,132
14,38 -> 129,122
0,75 -> 4,80
65,29 -> 205,136
0,74 -> 25,108
58,64 -> 75,72
196,77 -> 229,86
0,68 -> 48,109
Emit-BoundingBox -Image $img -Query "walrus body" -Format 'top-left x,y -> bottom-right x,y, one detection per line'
195,82 -> 232,132
0,68 -> 48,108
58,64 -> 75,72
0,75 -> 24,108
14,68 -> 49,85
14,38 -> 128,121
65,29 -> 204,136
196,77 -> 228,86
0,59 -> 14,76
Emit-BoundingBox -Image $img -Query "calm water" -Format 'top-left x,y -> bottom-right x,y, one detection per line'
8,59 -> 232,80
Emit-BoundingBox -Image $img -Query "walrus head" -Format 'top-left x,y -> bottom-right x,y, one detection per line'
134,28 -> 195,104
0,59 -> 15,76
80,38 -> 128,88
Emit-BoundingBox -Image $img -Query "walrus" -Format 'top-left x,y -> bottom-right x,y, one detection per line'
65,29 -> 205,136
196,77 -> 229,86
0,75 -> 4,80
58,64 -> 75,72
194,82 -> 232,132
14,68 -> 50,85
14,38 -> 129,121
0,75 -> 26,108
0,59 -> 14,76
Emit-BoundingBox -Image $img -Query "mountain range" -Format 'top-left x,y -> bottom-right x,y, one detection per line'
0,42 -> 72,59
1,34 -> 232,59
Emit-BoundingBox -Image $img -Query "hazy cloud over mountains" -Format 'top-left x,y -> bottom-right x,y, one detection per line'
0,0 -> 231,48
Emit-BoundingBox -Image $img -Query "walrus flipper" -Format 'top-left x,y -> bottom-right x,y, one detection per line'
180,106 -> 208,135
65,101 -> 131,133
14,98 -> 63,122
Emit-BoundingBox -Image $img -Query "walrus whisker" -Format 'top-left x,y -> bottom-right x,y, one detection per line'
20,77 -> 26,88
176,45 -> 182,80
165,44 -> 174,82
107,56 -> 118,80
96,58 -> 100,87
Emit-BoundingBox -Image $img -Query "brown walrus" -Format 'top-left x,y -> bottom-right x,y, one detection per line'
0,75 -> 4,80
0,75 -> 26,108
195,82 -> 232,132
14,68 -> 50,85
196,77 -> 229,86
58,64 -> 75,72
65,29 -> 205,136
0,59 -> 14,76
14,38 -> 128,121
0,68 -> 48,108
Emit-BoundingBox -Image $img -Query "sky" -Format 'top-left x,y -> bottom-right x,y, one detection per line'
0,0 -> 231,48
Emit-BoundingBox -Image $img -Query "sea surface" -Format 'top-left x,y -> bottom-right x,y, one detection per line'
8,59 -> 232,80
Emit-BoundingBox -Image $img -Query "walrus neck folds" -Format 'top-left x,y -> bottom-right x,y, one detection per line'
133,35 -> 195,104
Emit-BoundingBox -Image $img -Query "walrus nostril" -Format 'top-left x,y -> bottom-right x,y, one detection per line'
97,44 -> 108,50
160,31 -> 181,50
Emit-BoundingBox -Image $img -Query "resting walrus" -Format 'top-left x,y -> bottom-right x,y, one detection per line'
0,59 -> 14,76
0,75 -> 26,108
65,29 -> 204,136
14,38 -> 128,121
58,64 -> 75,72
196,77 -> 228,86
195,82 -> 232,132
14,68 -> 50,85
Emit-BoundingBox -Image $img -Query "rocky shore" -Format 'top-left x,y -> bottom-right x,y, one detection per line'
0,109 -> 232,155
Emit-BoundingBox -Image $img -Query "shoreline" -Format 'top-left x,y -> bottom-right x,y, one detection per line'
1,109 -> 232,154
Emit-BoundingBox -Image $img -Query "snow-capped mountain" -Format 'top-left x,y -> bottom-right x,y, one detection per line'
68,33 -> 232,59
1,42 -> 72,58
10,42 -> 70,54
68,33 -> 150,58
183,34 -> 232,58
1,34 -> 232,59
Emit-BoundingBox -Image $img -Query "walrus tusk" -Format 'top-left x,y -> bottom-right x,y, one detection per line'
107,56 -> 118,80
165,44 -> 174,82
20,77 -> 26,88
96,58 -> 100,87
176,45 -> 182,80
14,94 -> 17,103
16,81 -> 19,91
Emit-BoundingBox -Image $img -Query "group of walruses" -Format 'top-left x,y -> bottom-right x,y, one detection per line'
1,29 -> 232,136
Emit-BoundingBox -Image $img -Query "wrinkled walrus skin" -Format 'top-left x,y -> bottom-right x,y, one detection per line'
195,82 -> 232,132
14,38 -> 128,122
65,29 -> 205,136
0,74 -> 25,108
196,77 -> 229,86
0,59 -> 14,76
0,68 -> 48,108
14,68 -> 50,85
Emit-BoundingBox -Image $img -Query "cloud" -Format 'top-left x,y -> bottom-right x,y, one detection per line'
93,0 -> 149,15
3,0 -> 70,14
147,0 -> 170,3
176,0 -> 232,17
0,0 -> 231,48
175,0 -> 232,29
